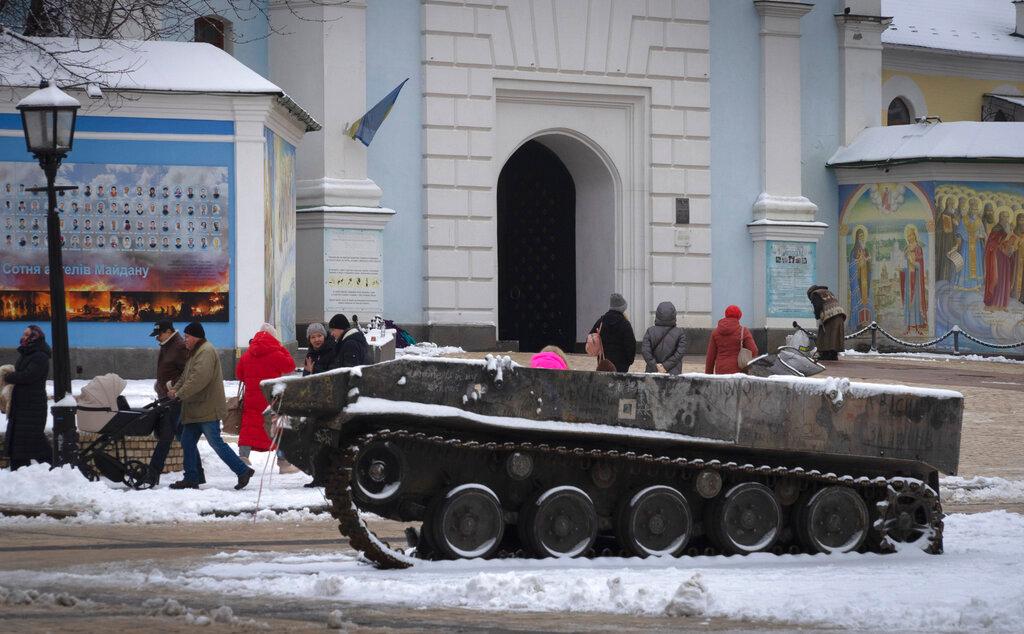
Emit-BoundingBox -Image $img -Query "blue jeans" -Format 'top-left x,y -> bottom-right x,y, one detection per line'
180,421 -> 248,481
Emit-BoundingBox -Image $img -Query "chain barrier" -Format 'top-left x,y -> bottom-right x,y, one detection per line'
793,320 -> 1024,355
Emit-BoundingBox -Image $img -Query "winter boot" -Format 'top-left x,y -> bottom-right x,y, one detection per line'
239,455 -> 251,466
168,479 -> 201,490
277,459 -> 301,474
234,467 -> 256,490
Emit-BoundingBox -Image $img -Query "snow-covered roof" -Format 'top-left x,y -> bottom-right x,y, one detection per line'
0,35 -> 320,131
827,121 -> 1024,168
881,0 -> 1024,60
989,93 -> 1024,108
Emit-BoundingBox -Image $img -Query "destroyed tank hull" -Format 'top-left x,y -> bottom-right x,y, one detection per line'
264,357 -> 963,568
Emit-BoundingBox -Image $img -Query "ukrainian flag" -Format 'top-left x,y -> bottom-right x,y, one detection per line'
346,78 -> 409,147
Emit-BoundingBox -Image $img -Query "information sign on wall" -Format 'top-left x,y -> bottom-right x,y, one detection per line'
324,228 -> 382,316
766,240 -> 815,319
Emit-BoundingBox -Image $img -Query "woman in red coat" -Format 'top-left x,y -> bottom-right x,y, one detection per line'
704,305 -> 758,374
235,324 -> 296,470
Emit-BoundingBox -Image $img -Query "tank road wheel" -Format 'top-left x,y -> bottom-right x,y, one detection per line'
522,486 -> 598,558
432,484 -> 505,560
353,441 -> 406,504
618,485 -> 693,557
798,486 -> 869,554
713,482 -> 783,555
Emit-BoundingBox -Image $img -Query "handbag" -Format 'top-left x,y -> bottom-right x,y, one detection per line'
586,322 -> 605,359
737,327 -> 753,370
222,382 -> 244,435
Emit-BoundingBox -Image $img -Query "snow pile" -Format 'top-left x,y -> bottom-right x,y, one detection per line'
396,342 -> 465,358
143,598 -> 268,629
842,349 -> 1024,365
0,585 -> 90,608
941,476 -> 1024,505
0,442 -> 325,525
7,511 -> 1022,630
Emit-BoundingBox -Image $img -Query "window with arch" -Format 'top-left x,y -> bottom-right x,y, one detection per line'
887,97 -> 912,126
194,16 -> 232,53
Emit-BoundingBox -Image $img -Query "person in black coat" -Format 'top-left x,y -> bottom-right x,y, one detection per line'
326,314 -> 369,370
590,293 -> 637,372
3,325 -> 52,469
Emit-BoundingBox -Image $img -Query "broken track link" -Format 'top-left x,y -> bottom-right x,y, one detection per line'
324,428 -> 943,568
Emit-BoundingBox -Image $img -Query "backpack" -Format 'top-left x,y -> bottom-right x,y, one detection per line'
586,322 -> 605,359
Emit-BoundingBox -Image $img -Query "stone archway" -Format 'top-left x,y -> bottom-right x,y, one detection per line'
497,132 -> 617,351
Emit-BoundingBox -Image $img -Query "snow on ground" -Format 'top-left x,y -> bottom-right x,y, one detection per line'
0,440 -> 327,524
0,379 -> 239,434
842,349 -> 1024,365
1,511 -> 1022,630
942,476 -> 1024,505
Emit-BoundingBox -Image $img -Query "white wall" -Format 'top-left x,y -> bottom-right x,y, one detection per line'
422,0 -> 712,335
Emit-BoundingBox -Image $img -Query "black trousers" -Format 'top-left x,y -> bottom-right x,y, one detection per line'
148,400 -> 183,476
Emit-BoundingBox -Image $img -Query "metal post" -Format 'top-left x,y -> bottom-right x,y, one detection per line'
870,322 -> 878,352
42,156 -> 72,401
952,328 -> 960,355
42,156 -> 77,466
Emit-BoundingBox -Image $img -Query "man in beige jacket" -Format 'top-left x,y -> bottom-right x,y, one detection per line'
168,322 -> 254,490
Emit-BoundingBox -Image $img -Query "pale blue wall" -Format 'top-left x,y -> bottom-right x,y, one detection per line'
710,0 -> 761,320
801,0 -> 841,291
711,0 -> 843,322
173,0 -> 270,78
366,0 -> 423,325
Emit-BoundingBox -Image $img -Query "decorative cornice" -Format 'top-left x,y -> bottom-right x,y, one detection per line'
297,206 -> 396,231
753,1 -> 814,19
884,45 -> 1024,81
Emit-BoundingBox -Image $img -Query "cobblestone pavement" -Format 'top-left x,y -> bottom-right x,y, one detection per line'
1,353 -> 1021,632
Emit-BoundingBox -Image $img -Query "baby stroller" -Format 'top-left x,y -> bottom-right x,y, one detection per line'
75,373 -> 173,490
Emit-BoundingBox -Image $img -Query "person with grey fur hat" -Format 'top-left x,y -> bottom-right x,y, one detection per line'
302,322 -> 334,376
589,293 -> 637,372
641,301 -> 687,374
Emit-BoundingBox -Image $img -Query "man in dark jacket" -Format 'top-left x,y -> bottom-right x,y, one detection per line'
327,313 -> 369,370
3,325 -> 52,469
590,293 -> 637,372
146,320 -> 188,485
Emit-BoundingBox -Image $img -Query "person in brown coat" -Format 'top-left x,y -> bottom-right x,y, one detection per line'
704,305 -> 758,374
807,285 -> 847,361
146,320 -> 188,485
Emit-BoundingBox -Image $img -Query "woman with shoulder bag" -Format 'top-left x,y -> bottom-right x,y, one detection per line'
704,305 -> 758,374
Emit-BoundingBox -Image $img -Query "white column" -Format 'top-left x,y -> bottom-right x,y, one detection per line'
749,1 -> 824,331
269,0 -> 382,209
752,0 -> 817,222
836,1 -> 891,144
269,0 -> 394,327
232,98 -> 272,349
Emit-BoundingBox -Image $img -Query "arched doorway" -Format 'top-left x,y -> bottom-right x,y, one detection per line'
497,141 -> 576,352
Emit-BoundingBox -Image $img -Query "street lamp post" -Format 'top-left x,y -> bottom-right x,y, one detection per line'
17,79 -> 81,466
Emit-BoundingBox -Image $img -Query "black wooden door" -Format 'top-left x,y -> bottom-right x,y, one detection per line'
497,141 -> 576,352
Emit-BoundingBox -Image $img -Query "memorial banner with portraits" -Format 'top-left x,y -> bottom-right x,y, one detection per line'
0,161 -> 229,322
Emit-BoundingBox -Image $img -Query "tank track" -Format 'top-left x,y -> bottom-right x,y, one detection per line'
324,428 -> 944,569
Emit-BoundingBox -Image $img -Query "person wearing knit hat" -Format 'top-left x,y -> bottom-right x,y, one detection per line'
705,305 -> 758,374
169,321 -> 255,490
327,310 -> 369,371
303,322 -> 333,376
588,292 -> 637,372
